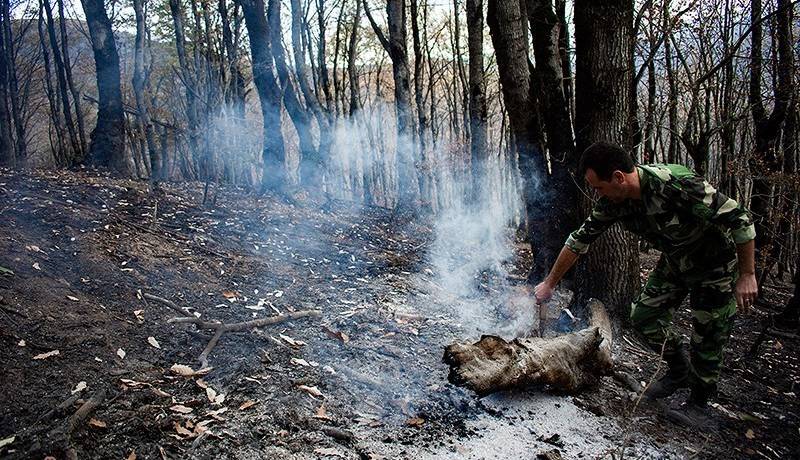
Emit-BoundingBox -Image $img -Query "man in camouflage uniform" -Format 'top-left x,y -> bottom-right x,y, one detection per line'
534,142 -> 758,423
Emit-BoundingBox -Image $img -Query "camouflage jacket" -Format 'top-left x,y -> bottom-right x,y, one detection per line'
565,164 -> 756,267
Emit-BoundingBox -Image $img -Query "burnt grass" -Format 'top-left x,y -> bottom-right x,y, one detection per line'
0,168 -> 797,459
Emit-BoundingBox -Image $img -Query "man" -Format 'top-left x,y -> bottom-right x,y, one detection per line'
533,142 -> 758,423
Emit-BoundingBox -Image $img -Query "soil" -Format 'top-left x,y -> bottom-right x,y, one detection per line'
0,169 -> 797,459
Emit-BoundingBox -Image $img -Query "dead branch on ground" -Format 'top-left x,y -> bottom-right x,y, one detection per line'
144,292 -> 321,368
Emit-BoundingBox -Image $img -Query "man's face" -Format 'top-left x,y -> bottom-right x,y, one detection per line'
585,168 -> 627,202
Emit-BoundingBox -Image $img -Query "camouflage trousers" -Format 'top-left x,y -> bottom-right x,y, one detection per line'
630,248 -> 738,390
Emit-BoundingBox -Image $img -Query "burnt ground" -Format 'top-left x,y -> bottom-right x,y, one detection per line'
0,169 -> 797,459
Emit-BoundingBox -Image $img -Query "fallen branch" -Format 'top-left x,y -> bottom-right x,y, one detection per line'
146,292 -> 322,367
443,299 -> 613,396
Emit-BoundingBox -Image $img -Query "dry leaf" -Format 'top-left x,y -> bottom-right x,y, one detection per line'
314,447 -> 344,457
0,436 -> 15,449
406,417 -> 425,426
745,429 -> 755,439
214,393 -> 226,405
33,350 -> 60,360
32,263 -> 41,270
151,387 -> 171,398
88,418 -> 107,429
66,295 -> 80,302
238,400 -> 257,410
206,387 -> 217,403
17,340 -> 25,347
170,404 -> 193,414
291,358 -> 310,367
71,381 -> 87,394
127,451 -> 137,460
195,378 -> 208,389
170,364 -> 211,377
174,422 -> 193,437
116,348 -> 126,359
133,310 -> 144,322
120,378 -> 148,387
314,403 -> 331,420
147,337 -> 161,349
298,385 -> 324,398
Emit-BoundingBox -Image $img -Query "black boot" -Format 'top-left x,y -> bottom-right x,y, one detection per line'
663,384 -> 719,429
643,345 -> 690,400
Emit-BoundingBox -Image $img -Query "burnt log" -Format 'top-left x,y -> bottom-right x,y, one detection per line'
443,299 -> 612,396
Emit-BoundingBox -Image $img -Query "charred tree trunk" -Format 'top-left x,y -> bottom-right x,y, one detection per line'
410,0 -> 430,208
267,0 -> 316,188
316,0 -> 334,116
527,0 -> 578,281
573,0 -> 640,320
133,0 -> 160,181
291,0 -> 330,187
169,0 -> 201,177
219,0 -> 247,117
749,0 -> 794,286
466,0 -> 487,203
2,0 -> 25,165
444,299 -> 613,395
37,2 -> 68,166
487,0 -> 547,274
79,0 -> 135,176
42,0 -> 81,164
0,0 -> 12,167
363,0 -> 418,210
57,0 -> 87,159
237,0 -> 288,193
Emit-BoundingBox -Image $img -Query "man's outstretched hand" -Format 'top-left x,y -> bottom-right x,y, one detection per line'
534,282 -> 554,304
735,272 -> 758,313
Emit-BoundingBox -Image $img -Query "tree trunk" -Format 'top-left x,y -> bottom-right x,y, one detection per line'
133,0 -> 160,181
444,299 -> 613,396
57,0 -> 87,159
79,0 -> 135,176
410,0 -> 430,208
2,0 -> 25,165
267,0 -> 316,187
237,0 -> 288,193
749,0 -> 794,285
42,0 -> 81,164
573,0 -> 640,320
466,0 -> 487,203
527,0 -> 578,281
291,0 -> 330,187
168,0 -> 201,175
487,0 -> 547,276
363,0 -> 418,210
0,0 -> 12,167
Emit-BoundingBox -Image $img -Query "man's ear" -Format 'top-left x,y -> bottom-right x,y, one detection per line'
612,170 -> 625,184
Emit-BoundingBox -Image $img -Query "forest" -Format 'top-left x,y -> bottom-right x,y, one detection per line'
0,0 -> 798,457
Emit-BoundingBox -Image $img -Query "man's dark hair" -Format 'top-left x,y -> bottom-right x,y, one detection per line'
578,142 -> 635,181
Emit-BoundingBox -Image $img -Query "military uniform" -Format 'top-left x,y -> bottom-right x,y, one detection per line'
565,164 -> 756,392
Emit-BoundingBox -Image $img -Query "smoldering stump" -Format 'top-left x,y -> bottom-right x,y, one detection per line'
443,299 -> 613,396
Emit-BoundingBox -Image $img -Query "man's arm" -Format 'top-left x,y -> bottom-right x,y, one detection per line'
534,246 -> 579,302
735,239 -> 758,312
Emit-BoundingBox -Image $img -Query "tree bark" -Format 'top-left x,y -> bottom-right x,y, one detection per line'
466,0 -> 487,203
2,0 -> 25,165
572,0 -> 640,320
57,0 -> 87,159
527,0 -> 579,282
363,0 -> 418,210
79,0 -> 135,176
267,0 -> 317,187
487,0 -> 547,275
444,299 -> 613,396
291,0 -> 330,187
237,0 -> 288,193
0,0 -> 12,167
133,0 -> 160,181
749,0 -> 794,285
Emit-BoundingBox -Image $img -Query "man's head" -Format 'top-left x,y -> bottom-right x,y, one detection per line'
578,142 -> 637,202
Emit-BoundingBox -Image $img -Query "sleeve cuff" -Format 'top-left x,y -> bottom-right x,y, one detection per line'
731,224 -> 756,244
565,234 -> 590,255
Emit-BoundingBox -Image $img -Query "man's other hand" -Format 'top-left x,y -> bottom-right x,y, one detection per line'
534,282 -> 554,304
735,272 -> 758,313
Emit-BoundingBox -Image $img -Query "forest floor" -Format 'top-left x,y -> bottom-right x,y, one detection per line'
0,169 -> 797,459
